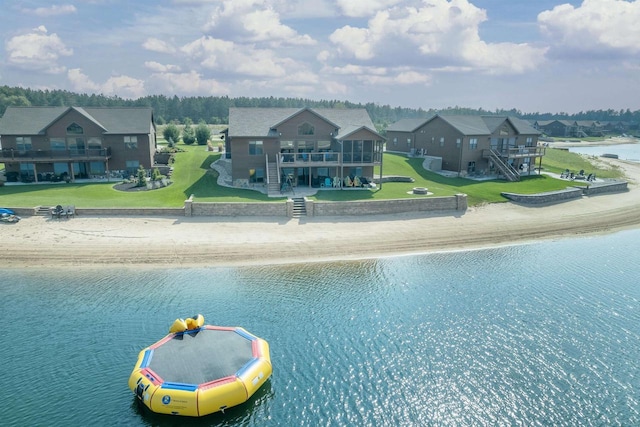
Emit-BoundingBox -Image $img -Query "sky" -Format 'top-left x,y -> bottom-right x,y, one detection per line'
1,0 -> 640,114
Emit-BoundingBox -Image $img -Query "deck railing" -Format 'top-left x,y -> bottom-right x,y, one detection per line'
0,147 -> 112,162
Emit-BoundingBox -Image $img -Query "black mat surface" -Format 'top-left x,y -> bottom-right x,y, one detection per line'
148,329 -> 253,384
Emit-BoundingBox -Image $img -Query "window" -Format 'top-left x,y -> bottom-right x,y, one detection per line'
89,162 -> 105,174
298,122 -> 314,135
526,137 -> 533,145
469,138 -> 478,150
249,168 -> 265,183
50,138 -> 66,150
280,140 -> 294,151
16,136 -> 32,152
249,140 -> 263,155
126,160 -> 140,174
456,138 -> 461,148
407,138 -> 411,145
124,136 -> 138,149
393,137 -> 398,145
67,123 -> 84,134
440,137 -> 445,147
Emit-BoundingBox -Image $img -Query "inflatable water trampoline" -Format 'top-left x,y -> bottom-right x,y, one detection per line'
128,315 -> 272,417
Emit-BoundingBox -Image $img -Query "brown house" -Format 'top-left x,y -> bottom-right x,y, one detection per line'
386,115 -> 544,181
0,106 -> 156,183
224,107 -> 385,194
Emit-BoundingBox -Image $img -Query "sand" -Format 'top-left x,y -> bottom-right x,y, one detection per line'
2,157 -> 640,270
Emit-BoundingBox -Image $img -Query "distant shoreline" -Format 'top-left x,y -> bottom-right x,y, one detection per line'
3,158 -> 640,270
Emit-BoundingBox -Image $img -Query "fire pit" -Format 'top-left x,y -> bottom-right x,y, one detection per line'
412,187 -> 428,195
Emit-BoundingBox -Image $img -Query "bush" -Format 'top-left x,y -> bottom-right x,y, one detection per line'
182,121 -> 196,145
163,124 -> 180,144
195,122 -> 211,146
136,166 -> 147,187
151,168 -> 163,181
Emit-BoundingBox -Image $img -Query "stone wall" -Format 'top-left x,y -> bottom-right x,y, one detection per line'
307,194 -> 467,216
187,200 -> 286,217
77,208 -> 185,216
502,180 -> 628,204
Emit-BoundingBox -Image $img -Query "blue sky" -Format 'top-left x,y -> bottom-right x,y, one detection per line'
1,0 -> 639,113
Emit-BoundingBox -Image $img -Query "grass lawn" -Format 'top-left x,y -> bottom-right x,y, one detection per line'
313,152 -> 600,206
0,144 -> 626,208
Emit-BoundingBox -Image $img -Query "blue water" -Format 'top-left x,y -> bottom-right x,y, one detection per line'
2,229 -> 640,426
568,142 -> 640,162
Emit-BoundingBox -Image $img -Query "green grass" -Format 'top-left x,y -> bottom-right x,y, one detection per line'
0,146 -> 627,208
540,148 -> 623,179
313,153 -> 589,205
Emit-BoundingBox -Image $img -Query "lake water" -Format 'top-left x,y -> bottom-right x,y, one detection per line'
2,229 -> 640,426
567,142 -> 640,162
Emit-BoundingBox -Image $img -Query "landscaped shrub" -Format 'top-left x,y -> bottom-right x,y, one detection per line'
136,166 -> 147,187
151,168 -> 163,181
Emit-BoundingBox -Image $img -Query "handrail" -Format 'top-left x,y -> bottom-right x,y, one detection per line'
0,147 -> 111,160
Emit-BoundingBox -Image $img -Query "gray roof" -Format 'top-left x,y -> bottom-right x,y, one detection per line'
387,114 -> 539,136
0,106 -> 154,135
437,115 -> 540,136
385,118 -> 430,132
228,107 -> 383,139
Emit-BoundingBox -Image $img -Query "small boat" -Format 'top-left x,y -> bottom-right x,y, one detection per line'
601,153 -> 619,159
0,208 -> 20,223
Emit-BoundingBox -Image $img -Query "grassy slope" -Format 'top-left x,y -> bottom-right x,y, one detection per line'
0,144 -> 626,208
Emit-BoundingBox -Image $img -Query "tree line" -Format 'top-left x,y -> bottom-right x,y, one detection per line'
1,85 -> 638,133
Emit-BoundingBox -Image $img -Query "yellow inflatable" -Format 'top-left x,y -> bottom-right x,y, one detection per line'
129,316 -> 272,417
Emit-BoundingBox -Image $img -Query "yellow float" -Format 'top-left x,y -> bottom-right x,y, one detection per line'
128,314 -> 272,417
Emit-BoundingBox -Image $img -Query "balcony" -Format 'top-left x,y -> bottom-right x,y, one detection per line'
0,147 -> 112,163
486,146 -> 546,159
279,151 -> 380,167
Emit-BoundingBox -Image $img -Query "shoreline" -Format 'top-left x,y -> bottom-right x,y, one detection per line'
2,158 -> 640,270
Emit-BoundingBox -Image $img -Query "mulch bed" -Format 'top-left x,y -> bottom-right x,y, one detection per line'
113,182 -> 172,192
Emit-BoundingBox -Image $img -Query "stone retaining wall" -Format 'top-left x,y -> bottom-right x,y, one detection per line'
502,180 -> 628,204
306,194 -> 467,216
186,198 -> 286,217
77,208 -> 185,216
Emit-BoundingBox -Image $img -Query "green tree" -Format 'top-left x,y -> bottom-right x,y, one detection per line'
182,118 -> 196,145
195,122 -> 211,146
163,123 -> 180,144
136,166 -> 147,187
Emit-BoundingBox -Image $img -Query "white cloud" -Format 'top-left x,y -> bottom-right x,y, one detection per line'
142,38 -> 177,54
22,4 -> 77,16
147,71 -> 229,95
538,0 -> 640,55
67,68 -> 145,99
181,36 -> 289,77
335,0 -> 402,18
329,0 -> 546,74
204,0 -> 316,46
5,26 -> 73,74
144,61 -> 181,73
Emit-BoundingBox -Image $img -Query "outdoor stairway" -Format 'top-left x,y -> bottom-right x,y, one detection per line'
483,149 -> 520,182
266,162 -> 280,196
291,197 -> 306,217
35,206 -> 52,216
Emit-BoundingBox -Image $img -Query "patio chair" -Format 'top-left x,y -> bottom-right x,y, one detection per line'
66,205 -> 76,218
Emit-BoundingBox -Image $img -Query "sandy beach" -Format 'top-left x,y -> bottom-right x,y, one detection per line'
2,157 -> 640,269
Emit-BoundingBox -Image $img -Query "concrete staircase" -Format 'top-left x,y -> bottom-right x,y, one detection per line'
291,197 -> 306,217
35,206 -> 52,217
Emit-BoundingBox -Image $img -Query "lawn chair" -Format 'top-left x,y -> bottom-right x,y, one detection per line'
66,205 -> 76,218
51,205 -> 64,219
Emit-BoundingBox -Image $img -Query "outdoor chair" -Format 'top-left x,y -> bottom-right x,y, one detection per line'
66,205 -> 76,218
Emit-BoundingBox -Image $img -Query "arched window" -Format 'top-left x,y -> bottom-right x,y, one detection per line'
67,123 -> 84,134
